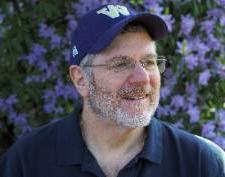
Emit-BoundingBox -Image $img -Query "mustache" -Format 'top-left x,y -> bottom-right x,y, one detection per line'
117,85 -> 152,97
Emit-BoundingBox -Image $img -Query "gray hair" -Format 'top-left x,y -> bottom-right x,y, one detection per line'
79,54 -> 96,81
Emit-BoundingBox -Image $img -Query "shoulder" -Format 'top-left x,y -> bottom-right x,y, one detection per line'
0,113 -> 77,177
155,118 -> 225,176
18,114 -> 73,147
1,113 -> 75,161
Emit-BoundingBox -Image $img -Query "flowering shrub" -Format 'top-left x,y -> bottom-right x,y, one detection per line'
0,0 -> 224,155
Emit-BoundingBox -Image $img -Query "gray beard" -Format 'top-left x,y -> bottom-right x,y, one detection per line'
87,73 -> 159,128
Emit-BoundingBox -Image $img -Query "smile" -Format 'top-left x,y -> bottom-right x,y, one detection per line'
122,94 -> 150,100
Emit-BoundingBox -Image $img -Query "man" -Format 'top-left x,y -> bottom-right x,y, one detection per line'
0,4 -> 224,177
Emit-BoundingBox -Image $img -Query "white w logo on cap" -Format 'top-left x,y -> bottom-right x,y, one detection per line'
72,46 -> 78,58
97,5 -> 130,19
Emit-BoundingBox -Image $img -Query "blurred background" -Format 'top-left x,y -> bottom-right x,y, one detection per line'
0,0 -> 225,156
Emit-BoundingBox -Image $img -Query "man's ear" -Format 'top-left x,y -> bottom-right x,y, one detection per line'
69,65 -> 89,97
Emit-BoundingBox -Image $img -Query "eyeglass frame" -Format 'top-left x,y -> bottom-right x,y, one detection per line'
82,54 -> 167,74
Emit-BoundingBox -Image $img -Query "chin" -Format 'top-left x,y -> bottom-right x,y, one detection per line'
114,108 -> 155,128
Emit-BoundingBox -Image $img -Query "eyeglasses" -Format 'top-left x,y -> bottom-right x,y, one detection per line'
83,54 -> 167,74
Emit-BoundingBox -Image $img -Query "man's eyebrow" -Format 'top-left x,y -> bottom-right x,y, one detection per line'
107,54 -> 157,62
107,55 -> 132,62
141,53 -> 157,60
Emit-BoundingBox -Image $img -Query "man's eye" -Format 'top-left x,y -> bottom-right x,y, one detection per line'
108,60 -> 130,72
109,58 -> 128,68
143,60 -> 156,66
114,62 -> 128,68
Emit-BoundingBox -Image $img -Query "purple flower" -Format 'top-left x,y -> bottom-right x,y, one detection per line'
14,113 -> 27,127
71,0 -> 101,17
51,34 -> 62,49
206,34 -> 221,51
55,107 -> 64,114
160,85 -> 172,100
185,83 -> 197,104
184,54 -> 198,70
156,105 -> 171,117
24,53 -> 37,65
215,62 -> 225,78
200,20 -> 215,34
25,75 -> 45,84
187,106 -> 200,123
216,0 -> 225,6
207,8 -> 224,20
176,40 -> 192,55
21,125 -> 32,134
0,13 -> 5,23
43,103 -> 64,114
201,121 -> 216,138
22,43 -> 48,72
214,136 -> 225,150
220,15 -> 225,26
68,19 -> 77,30
194,41 -> 210,57
54,80 -> 78,99
173,120 -> 184,129
144,3 -> 172,29
185,82 -> 197,95
170,95 -> 185,109
65,15 -> 78,31
32,43 -> 47,57
216,109 -> 225,121
37,60 -> 48,71
219,120 -> 225,132
23,43 -> 47,65
160,14 -> 174,32
191,39 -> 210,57
45,61 -> 59,78
198,70 -> 211,86
144,1 -> 163,12
43,103 -> 55,113
180,15 -> 195,35
8,112 -> 27,127
38,23 -> 54,38
5,95 -> 18,106
43,89 -> 56,103
62,49 -> 70,63
144,0 -> 162,6
102,0 -> 125,4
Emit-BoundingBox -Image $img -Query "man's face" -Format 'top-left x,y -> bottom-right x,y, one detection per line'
85,31 -> 161,128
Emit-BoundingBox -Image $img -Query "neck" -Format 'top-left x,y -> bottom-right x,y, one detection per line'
80,104 -> 146,156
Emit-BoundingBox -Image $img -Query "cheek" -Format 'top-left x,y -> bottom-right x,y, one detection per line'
149,74 -> 161,89
93,75 -> 119,96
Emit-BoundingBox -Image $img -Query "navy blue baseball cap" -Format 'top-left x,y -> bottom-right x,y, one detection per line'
70,4 -> 168,65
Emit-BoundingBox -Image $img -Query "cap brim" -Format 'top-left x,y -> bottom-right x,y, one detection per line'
89,13 -> 168,54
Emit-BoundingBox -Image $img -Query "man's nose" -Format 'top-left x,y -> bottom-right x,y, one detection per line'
126,63 -> 150,84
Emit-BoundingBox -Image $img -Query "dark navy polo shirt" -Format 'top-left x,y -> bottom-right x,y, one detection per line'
0,106 -> 224,177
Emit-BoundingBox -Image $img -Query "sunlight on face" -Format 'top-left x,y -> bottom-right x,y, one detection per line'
86,31 -> 160,128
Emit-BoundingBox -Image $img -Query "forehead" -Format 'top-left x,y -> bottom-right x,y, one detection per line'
94,31 -> 156,63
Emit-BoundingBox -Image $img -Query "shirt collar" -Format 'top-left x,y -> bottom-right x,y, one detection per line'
55,104 -> 163,165
139,117 -> 163,164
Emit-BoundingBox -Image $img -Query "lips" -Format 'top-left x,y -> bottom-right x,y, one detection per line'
124,97 -> 146,100
122,93 -> 150,100
118,86 -> 152,100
